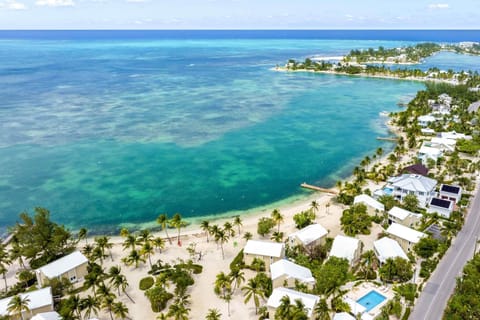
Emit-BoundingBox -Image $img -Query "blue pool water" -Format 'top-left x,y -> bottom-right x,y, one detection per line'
357,290 -> 387,312
383,187 -> 394,196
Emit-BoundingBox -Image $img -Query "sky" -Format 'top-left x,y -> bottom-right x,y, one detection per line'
0,0 -> 478,29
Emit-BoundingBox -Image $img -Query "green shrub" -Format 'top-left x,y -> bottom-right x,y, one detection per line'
139,276 -> 154,290
230,249 -> 245,271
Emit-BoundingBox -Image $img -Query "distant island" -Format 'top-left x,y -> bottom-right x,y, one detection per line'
278,42 -> 480,85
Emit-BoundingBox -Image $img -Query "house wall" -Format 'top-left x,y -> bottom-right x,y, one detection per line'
389,234 -> 415,253
290,235 -> 326,250
244,253 -> 283,271
393,190 -> 432,208
11,304 -> 54,320
388,215 -> 420,228
36,262 -> 88,287
427,206 -> 452,218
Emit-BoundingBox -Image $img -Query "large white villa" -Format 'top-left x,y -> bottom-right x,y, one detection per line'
387,174 -> 437,208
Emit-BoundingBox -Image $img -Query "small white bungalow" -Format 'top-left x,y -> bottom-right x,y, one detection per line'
427,197 -> 454,218
329,235 -> 362,266
373,237 -> 408,264
386,223 -> 426,252
439,184 -> 462,204
387,206 -> 421,227
418,115 -> 437,127
418,144 -> 443,164
244,240 -> 285,270
267,287 -> 319,320
288,223 -> 328,249
35,251 -> 88,287
0,287 -> 54,319
353,194 -> 385,216
270,259 -> 315,289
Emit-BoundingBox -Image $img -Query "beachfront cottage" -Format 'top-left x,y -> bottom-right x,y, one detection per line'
373,237 -> 408,264
244,240 -> 285,270
439,184 -> 462,204
388,174 -> 437,208
288,223 -> 328,250
418,115 -> 436,127
427,197 -> 454,218
267,287 -> 319,320
31,312 -> 62,320
0,287 -> 54,320
353,194 -> 385,216
35,251 -> 88,287
387,206 -> 421,227
270,259 -> 315,289
329,235 -> 362,266
386,223 -> 426,252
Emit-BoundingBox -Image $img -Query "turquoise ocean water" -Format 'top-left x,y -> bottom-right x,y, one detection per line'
0,31 -> 478,233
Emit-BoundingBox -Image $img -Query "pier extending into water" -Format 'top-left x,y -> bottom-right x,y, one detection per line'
376,136 -> 398,142
300,183 -> 338,194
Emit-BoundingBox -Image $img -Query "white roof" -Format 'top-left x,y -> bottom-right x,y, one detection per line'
36,251 -> 88,278
439,131 -> 472,140
389,174 -> 437,193
421,128 -> 435,134
431,137 -> 456,146
267,287 -> 319,317
418,115 -> 436,122
270,259 -> 315,284
330,235 -> 360,263
387,223 -> 425,244
31,312 -> 62,320
0,287 -> 52,316
244,240 -> 284,258
334,312 -> 356,320
289,224 -> 328,246
373,237 -> 408,263
354,194 -> 384,212
388,206 -> 413,220
419,145 -> 442,157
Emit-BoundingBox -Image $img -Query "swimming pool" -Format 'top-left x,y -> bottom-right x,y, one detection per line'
383,187 -> 393,195
356,290 -> 387,312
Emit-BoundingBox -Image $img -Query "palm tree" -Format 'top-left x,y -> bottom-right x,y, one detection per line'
67,294 -> 83,320
233,215 -> 243,235
78,227 -> 88,245
271,209 -> 284,232
82,244 -> 95,260
200,220 -> 210,242
95,235 -> 113,261
81,295 -> 100,320
215,228 -> 229,259
152,237 -> 166,253
157,213 -> 172,244
122,234 -> 137,251
325,202 -> 331,215
120,227 -> 130,238
314,298 -> 330,320
271,231 -> 284,243
229,268 -> 245,292
100,291 -> 116,320
223,221 -> 235,238
209,224 -> 220,248
170,213 -> 186,245
0,244 -> 11,291
242,277 -> 265,315
137,229 -> 153,245
107,266 -> 123,295
167,301 -> 190,320
214,272 -> 232,299
123,249 -> 145,268
141,241 -> 155,267
310,200 -> 319,214
7,295 -> 30,320
243,231 -> 253,241
112,301 -> 129,319
205,308 -> 222,320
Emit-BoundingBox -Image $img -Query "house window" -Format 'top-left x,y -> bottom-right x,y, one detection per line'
70,275 -> 77,282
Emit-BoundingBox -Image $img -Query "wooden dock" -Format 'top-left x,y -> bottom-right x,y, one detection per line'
376,136 -> 398,142
300,183 -> 337,195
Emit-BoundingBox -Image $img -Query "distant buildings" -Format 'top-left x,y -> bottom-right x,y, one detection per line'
402,164 -> 429,176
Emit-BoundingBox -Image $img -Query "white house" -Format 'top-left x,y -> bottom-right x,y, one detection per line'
329,235 -> 362,266
0,287 -> 54,319
418,144 -> 443,164
288,223 -> 328,249
386,223 -> 426,252
439,131 -> 472,141
388,206 -> 422,228
244,240 -> 285,269
267,287 -> 320,320
388,174 -> 437,208
427,197 -> 454,218
418,115 -> 437,127
430,137 -> 456,152
439,184 -> 462,204
35,251 -> 89,287
373,237 -> 408,264
31,312 -> 62,320
421,128 -> 436,135
468,100 -> 480,113
353,194 -> 385,215
270,259 -> 315,289
438,93 -> 452,106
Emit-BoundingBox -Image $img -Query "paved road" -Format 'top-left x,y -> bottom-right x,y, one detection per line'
410,184 -> 480,320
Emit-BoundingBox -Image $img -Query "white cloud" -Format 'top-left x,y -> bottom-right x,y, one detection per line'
428,3 -> 449,9
35,0 -> 75,6
126,0 -> 148,2
0,0 -> 27,10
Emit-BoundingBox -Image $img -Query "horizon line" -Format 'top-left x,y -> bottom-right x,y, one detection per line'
0,28 -> 479,31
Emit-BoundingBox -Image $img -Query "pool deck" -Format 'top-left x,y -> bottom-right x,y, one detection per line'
343,282 -> 394,319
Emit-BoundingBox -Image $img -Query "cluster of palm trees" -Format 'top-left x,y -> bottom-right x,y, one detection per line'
59,262 -> 131,319
200,215 -> 243,259
156,213 -> 187,246
118,228 -> 165,269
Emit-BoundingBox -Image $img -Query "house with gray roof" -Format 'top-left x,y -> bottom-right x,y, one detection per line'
388,174 -> 437,208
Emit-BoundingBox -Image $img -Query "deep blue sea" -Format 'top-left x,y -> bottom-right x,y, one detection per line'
0,30 -> 479,233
